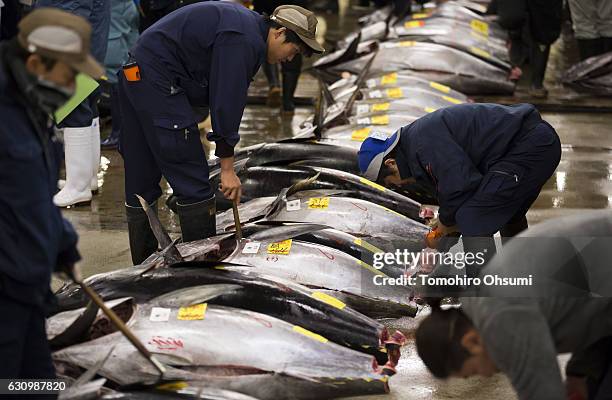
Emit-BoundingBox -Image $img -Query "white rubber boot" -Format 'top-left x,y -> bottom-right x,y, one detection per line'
53,126 -> 93,207
90,117 -> 101,193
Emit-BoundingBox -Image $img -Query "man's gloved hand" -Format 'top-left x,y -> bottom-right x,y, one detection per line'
219,157 -> 242,203
426,222 -> 460,249
55,261 -> 82,282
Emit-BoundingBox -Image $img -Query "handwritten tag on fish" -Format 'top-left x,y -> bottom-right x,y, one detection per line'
368,131 -> 389,141
404,20 -> 424,29
386,88 -> 403,99
356,117 -> 371,125
429,81 -> 451,94
150,307 -> 171,322
267,239 -> 292,255
469,46 -> 491,59
351,127 -> 372,141
371,115 -> 390,125
365,78 -> 377,88
381,72 -> 397,85
242,241 -> 261,254
356,104 -> 370,114
308,197 -> 329,209
286,199 -> 301,211
177,303 -> 207,321
371,102 -> 390,112
368,89 -> 383,98
470,19 -> 489,36
360,177 -> 387,192
442,95 -> 463,105
424,107 -> 437,113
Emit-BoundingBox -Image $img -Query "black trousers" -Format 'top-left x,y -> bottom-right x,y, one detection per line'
0,295 -> 56,399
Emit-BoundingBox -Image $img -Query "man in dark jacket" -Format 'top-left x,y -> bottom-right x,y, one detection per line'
358,103 -> 561,275
119,2 -> 324,265
0,8 -> 103,381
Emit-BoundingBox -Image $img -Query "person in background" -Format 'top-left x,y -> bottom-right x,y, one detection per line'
416,210 -> 612,400
254,0 -> 307,115
488,0 -> 563,98
101,0 -> 140,150
36,0 -> 110,207
0,8 -> 102,383
568,0 -> 612,60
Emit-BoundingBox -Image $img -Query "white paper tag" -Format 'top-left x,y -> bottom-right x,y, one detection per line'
366,79 -> 377,88
357,117 -> 371,125
150,307 -> 171,322
369,90 -> 382,99
242,241 -> 261,254
286,199 -> 301,211
356,104 -> 370,115
369,131 -> 389,141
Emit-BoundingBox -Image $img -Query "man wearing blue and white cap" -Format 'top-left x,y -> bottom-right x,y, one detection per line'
358,103 -> 561,268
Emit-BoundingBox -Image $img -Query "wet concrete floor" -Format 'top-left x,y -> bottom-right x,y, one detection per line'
54,3 -> 612,399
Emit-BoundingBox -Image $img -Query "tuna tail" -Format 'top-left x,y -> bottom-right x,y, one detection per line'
58,348 -> 114,400
136,194 -> 183,265
263,172 -> 321,218
343,48 -> 379,118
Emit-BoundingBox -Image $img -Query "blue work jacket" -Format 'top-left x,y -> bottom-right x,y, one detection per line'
0,45 -> 81,307
131,1 -> 268,156
395,103 -> 543,227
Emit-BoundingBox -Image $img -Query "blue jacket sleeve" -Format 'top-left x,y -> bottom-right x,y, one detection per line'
207,31 -> 256,158
56,217 -> 81,269
416,118 -> 482,227
36,0 -> 93,20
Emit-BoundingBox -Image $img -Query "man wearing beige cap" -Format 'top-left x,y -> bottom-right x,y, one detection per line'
0,8 -> 103,381
119,2 -> 324,265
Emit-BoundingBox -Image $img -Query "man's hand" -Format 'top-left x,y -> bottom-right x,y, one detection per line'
435,221 -> 459,236
426,221 -> 460,249
219,157 -> 242,203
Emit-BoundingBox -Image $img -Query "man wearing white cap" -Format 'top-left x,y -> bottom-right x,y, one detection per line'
0,8 -> 103,381
118,2 -> 324,264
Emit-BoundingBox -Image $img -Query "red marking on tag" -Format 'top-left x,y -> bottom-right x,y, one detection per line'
351,202 -> 368,211
148,336 -> 184,351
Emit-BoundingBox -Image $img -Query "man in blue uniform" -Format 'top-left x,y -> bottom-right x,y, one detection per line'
358,103 -> 561,276
0,8 -> 103,382
118,2 -> 324,264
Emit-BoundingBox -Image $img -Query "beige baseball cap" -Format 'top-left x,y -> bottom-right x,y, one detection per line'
271,5 -> 325,55
17,8 -> 104,79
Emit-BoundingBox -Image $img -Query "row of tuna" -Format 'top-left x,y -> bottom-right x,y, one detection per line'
48,1 -> 499,399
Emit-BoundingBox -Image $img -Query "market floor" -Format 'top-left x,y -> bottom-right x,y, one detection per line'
54,105 -> 612,400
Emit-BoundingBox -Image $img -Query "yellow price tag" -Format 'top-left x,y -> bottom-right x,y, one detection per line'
399,40 -> 416,47
442,95 -> 463,105
371,102 -> 390,112
411,12 -> 430,19
178,303 -> 207,320
386,87 -> 403,99
404,20 -> 424,29
469,46 -> 491,59
267,239 -> 292,255
424,107 -> 437,113
429,81 -> 451,94
351,127 -> 371,141
360,177 -> 386,192
470,19 -> 489,36
354,238 -> 384,254
308,197 -> 329,209
371,114 -> 390,125
293,326 -> 328,343
312,291 -> 346,310
381,72 -> 397,85
157,382 -> 189,391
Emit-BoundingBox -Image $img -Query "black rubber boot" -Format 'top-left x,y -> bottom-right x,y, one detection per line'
177,196 -> 216,243
529,42 -> 550,98
500,215 -> 528,244
577,38 -> 604,61
126,202 -> 159,265
102,83 -> 121,150
281,54 -> 303,113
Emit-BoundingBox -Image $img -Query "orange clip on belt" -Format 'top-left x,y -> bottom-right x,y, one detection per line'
123,64 -> 141,82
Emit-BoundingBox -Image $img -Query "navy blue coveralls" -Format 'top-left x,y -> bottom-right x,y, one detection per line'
0,44 -> 81,382
395,103 -> 561,237
36,0 -> 110,127
119,2 -> 268,207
